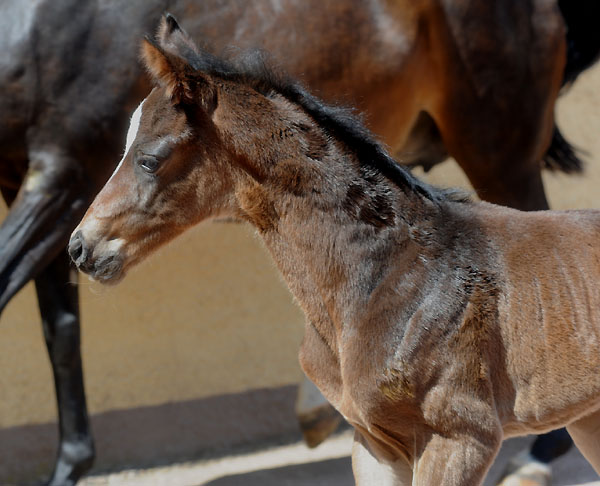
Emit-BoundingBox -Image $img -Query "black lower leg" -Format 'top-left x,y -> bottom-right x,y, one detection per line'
530,428 -> 573,463
35,252 -> 94,486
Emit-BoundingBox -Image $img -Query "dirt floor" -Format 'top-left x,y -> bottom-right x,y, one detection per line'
77,430 -> 599,486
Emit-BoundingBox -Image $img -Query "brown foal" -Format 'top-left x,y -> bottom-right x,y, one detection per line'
70,17 -> 600,485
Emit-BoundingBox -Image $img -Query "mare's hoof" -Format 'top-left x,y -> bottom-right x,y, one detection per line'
298,404 -> 343,448
45,439 -> 95,486
497,450 -> 551,486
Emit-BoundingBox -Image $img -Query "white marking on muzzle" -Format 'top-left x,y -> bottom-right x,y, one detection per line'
104,237 -> 126,254
107,98 -> 146,184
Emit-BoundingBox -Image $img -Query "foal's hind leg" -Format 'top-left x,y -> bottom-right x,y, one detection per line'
566,409 -> 600,474
35,253 -> 94,486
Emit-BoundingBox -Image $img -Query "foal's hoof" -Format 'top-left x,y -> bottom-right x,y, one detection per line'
497,451 -> 551,486
298,404 -> 343,448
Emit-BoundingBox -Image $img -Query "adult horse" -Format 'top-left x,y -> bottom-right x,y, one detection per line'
1,1 -> 597,484
68,17 -> 600,484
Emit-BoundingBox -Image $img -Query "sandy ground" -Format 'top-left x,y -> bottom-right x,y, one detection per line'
77,430 -> 599,486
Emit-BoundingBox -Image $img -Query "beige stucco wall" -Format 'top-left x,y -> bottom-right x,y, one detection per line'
0,222 -> 306,426
1,61 -> 600,479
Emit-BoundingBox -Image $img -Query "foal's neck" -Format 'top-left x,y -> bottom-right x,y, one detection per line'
230,94 -> 442,356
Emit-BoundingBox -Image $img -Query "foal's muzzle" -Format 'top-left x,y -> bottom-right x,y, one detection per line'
68,231 -> 124,282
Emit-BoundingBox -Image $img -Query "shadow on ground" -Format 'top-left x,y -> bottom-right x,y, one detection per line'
203,438 -> 599,486
204,457 -> 353,486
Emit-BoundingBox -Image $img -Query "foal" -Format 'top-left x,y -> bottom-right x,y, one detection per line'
70,18 -> 600,485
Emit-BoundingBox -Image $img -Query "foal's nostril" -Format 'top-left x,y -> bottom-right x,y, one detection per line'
68,231 -> 88,267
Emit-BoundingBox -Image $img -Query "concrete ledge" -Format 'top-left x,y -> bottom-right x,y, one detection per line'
1,385 -> 300,484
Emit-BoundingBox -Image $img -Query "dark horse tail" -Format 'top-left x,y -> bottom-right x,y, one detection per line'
558,0 -> 600,86
543,0 -> 600,173
543,126 -> 583,173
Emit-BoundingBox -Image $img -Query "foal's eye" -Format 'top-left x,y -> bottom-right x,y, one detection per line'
139,156 -> 160,173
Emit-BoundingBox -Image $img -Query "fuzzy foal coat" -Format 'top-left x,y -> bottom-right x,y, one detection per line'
71,18 -> 600,485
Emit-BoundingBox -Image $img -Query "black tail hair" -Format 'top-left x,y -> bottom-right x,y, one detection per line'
543,125 -> 584,173
558,0 -> 600,86
542,2 -> 598,174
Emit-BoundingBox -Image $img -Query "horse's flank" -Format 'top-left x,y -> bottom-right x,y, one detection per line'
71,16 -> 600,484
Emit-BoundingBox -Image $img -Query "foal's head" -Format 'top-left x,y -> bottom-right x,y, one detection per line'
69,15 -> 269,282
69,14 -> 443,283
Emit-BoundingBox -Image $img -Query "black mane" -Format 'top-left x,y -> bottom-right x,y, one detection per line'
186,47 -> 466,204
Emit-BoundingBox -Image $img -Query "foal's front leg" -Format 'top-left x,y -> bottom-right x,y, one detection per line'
566,409 -> 600,475
352,431 -> 413,485
413,432 -> 500,485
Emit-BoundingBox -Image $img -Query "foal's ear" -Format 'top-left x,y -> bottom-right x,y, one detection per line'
156,13 -> 200,58
141,37 -> 213,109
141,37 -> 189,102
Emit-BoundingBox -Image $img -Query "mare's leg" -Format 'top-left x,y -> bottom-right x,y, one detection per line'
467,166 -> 549,212
413,433 -> 500,486
295,375 -> 342,447
352,431 -> 412,485
530,429 -> 573,462
566,409 -> 600,474
428,0 -> 567,212
497,429 -> 572,485
35,252 -> 94,486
